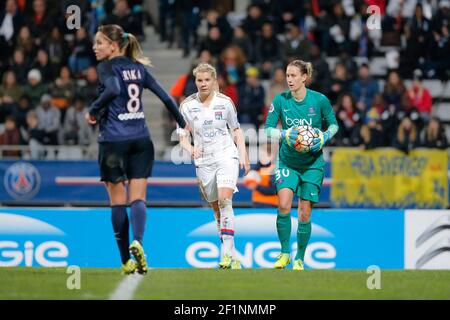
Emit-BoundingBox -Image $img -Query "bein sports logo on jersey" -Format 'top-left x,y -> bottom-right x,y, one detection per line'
285,116 -> 312,127
4,162 -> 41,200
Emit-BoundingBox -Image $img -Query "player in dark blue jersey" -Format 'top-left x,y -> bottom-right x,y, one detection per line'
85,24 -> 188,275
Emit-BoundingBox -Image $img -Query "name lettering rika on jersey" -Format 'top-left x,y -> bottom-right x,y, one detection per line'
122,69 -> 142,81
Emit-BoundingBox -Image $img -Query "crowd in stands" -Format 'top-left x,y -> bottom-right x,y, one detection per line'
0,0 -> 449,159
0,0 -> 147,158
167,0 -> 449,153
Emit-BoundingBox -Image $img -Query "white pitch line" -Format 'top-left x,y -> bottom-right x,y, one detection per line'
109,273 -> 144,300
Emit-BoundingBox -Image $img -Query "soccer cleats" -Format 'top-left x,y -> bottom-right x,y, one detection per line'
274,253 -> 291,269
230,259 -> 242,270
293,259 -> 305,270
121,259 -> 136,275
129,240 -> 148,275
218,255 -> 242,269
219,254 -> 232,269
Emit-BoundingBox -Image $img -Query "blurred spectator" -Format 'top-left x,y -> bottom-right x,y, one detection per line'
426,24 -> 450,80
198,49 -> 216,67
383,70 -> 406,110
217,73 -> 238,105
158,0 -> 176,47
68,27 -> 93,77
358,108 -> 383,150
45,26 -> 69,73
0,0 -> 24,63
334,93 -> 361,146
406,69 -> 432,118
336,50 -> 358,81
328,62 -> 350,104
12,95 -> 32,130
237,66 -> 265,129
36,93 -> 60,145
349,2 -> 379,58
254,22 -> 282,80
350,63 -> 379,112
218,45 -> 247,87
328,2 -> 350,56
422,117 -> 448,149
245,143 -> 278,208
393,116 -> 420,154
76,66 -> 98,104
271,0 -> 303,34
49,66 -> 76,119
10,48 -> 29,85
379,102 -> 399,147
23,69 -> 48,107
180,0 -> 204,58
282,24 -> 311,65
0,70 -> 23,106
205,8 -> 232,44
197,26 -> 227,59
62,96 -> 91,145
404,4 -> 432,68
20,110 -> 45,159
0,115 -> 20,157
15,26 -> 35,58
102,0 -> 142,37
242,4 -> 265,45
231,26 -> 253,63
33,48 -> 54,84
170,63 -> 196,105
266,67 -> 288,109
308,44 -> 331,93
26,0 -> 55,44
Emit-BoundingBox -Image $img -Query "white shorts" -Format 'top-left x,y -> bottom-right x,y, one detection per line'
196,158 -> 239,203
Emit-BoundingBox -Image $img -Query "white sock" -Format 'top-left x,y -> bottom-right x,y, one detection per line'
219,198 -> 235,259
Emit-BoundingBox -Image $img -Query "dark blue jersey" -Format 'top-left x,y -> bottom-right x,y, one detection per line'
89,56 -> 186,142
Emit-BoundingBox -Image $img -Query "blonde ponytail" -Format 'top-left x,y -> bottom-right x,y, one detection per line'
97,24 -> 153,67
125,33 -> 153,67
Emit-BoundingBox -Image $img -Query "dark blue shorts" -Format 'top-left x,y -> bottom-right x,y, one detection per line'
98,137 -> 154,183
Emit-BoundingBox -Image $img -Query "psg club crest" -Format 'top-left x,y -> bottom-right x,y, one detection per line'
4,162 -> 41,200
215,111 -> 223,120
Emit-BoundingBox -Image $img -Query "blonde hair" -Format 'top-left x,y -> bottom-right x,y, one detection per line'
288,59 -> 314,78
193,62 -> 217,79
97,24 -> 153,67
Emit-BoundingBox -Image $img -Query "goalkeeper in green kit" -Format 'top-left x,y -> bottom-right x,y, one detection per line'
264,60 -> 339,270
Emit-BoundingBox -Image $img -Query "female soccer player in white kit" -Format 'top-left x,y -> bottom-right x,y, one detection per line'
178,63 -> 250,269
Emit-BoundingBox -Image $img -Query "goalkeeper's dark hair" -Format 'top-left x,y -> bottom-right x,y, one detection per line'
288,60 -> 313,79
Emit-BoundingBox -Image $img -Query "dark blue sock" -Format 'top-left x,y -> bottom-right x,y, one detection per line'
111,205 -> 130,264
130,199 -> 147,244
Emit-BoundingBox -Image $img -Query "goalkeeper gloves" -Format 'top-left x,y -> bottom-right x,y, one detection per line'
310,128 -> 330,152
281,128 -> 300,148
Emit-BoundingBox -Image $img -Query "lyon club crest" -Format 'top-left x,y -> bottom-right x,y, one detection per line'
4,162 -> 41,200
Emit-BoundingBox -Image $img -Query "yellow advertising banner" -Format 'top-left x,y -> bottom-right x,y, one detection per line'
332,148 -> 448,208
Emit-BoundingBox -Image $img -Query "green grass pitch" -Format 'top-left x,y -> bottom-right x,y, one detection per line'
1,268 -> 449,300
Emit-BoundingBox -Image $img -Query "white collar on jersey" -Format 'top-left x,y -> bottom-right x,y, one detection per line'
196,90 -> 217,107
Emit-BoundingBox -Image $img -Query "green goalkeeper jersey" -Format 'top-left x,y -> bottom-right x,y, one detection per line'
264,88 -> 338,171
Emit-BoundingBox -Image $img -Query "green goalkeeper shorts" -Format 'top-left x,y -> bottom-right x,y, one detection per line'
274,162 -> 324,203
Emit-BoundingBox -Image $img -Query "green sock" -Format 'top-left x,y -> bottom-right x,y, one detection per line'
295,220 -> 311,261
276,212 -> 291,253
